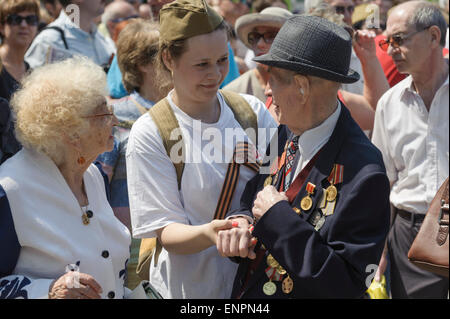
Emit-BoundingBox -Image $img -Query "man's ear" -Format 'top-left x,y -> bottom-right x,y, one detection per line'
293,74 -> 310,105
429,25 -> 442,49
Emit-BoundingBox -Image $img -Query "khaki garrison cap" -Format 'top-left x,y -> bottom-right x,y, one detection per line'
159,0 -> 224,42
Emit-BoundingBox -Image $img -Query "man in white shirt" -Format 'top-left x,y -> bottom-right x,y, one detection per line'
371,1 -> 449,298
25,0 -> 115,70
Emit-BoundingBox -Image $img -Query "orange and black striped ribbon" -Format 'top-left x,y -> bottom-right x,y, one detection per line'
213,142 -> 260,220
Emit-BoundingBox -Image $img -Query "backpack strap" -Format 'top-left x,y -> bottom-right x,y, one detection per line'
220,90 -> 258,148
41,26 -> 69,50
148,98 -> 184,190
149,92 -> 258,189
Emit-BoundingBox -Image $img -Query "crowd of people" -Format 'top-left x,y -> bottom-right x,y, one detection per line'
0,0 -> 448,299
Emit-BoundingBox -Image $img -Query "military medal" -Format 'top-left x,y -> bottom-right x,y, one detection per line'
326,185 -> 338,202
264,266 -> 282,296
309,210 -> 322,227
314,215 -> 326,231
300,182 -> 316,211
264,176 -> 273,187
300,196 -> 312,211
323,199 -> 336,216
282,276 -> 294,294
266,255 -> 279,269
276,266 -> 287,275
263,281 -> 277,296
326,164 -> 344,202
319,188 -> 328,209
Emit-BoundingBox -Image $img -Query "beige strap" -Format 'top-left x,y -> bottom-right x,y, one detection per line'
220,90 -> 258,148
148,98 -> 185,190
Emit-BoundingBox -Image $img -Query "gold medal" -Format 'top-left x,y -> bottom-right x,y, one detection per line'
266,255 -> 280,269
282,276 -> 294,294
300,196 -> 313,211
263,281 -> 277,296
326,185 -> 338,202
82,213 -> 90,225
276,266 -> 287,275
264,176 -> 272,187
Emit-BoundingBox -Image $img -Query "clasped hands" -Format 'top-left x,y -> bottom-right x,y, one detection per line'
215,186 -> 287,259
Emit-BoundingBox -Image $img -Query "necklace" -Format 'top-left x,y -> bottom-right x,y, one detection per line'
79,181 -> 93,225
80,205 -> 93,225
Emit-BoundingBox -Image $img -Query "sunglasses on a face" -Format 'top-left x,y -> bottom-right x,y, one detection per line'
248,31 -> 278,46
334,5 -> 354,14
378,26 -> 431,52
5,14 -> 38,26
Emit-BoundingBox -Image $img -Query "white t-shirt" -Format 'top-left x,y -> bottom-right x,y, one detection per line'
371,75 -> 449,214
126,91 -> 277,298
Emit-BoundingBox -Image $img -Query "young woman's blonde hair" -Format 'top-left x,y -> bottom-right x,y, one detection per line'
11,57 -> 108,165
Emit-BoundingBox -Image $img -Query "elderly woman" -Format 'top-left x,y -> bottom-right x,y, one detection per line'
97,19 -> 170,290
0,57 -> 131,299
0,0 -> 39,101
126,0 -> 277,299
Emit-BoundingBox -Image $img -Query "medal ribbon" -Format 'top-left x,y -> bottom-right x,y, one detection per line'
214,142 -> 260,220
265,267 -> 283,281
306,182 -> 316,195
327,164 -> 344,185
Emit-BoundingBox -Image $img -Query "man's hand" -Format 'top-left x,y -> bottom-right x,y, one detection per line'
252,185 -> 288,220
217,217 -> 257,259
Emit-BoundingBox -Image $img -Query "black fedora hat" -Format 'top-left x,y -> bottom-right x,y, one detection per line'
253,15 -> 360,84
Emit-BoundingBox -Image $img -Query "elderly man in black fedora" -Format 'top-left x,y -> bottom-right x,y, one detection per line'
216,15 -> 391,298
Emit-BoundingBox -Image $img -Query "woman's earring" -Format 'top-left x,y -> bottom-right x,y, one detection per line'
299,88 -> 304,95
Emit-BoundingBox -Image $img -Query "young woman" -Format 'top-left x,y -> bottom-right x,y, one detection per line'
126,0 -> 277,299
97,19 -> 170,290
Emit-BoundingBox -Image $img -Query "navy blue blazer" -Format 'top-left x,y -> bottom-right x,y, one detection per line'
227,105 -> 391,299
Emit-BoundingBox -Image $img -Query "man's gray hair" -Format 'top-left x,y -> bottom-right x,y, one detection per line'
409,1 -> 447,46
304,0 -> 327,13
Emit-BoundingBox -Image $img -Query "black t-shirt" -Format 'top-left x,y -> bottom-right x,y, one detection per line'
0,62 -> 30,102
